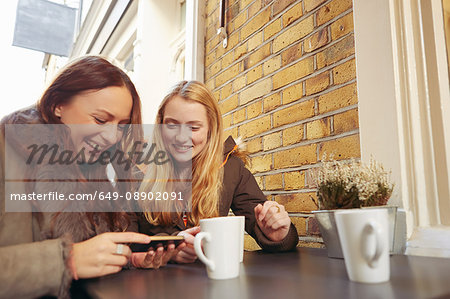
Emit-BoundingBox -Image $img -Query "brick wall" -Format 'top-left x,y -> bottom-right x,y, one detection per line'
204,0 -> 360,247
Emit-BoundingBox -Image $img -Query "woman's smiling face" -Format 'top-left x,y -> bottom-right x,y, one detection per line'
54,86 -> 132,157
161,96 -> 209,165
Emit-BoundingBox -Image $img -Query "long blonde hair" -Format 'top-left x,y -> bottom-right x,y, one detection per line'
140,81 -> 223,226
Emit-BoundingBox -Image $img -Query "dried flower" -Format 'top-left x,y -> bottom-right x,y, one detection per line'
316,157 -> 394,210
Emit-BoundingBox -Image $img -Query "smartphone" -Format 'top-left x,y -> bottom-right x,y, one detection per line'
130,235 -> 185,252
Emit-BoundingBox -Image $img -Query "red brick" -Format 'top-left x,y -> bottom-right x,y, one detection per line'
307,217 -> 321,235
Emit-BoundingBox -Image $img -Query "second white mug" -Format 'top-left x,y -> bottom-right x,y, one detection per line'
335,208 -> 390,284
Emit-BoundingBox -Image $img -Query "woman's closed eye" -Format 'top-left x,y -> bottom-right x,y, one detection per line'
94,116 -> 107,124
166,123 -> 180,129
94,116 -> 128,130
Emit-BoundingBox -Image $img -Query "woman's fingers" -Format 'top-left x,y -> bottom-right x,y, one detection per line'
180,243 -> 196,256
183,226 -> 201,236
267,215 -> 290,230
152,247 -> 165,269
265,210 -> 289,228
173,228 -> 201,264
176,249 -> 197,263
161,244 -> 176,266
106,232 -> 151,244
254,204 -> 263,221
112,244 -> 132,258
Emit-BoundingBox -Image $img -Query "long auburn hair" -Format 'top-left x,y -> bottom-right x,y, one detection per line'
38,56 -> 143,232
140,80 -> 223,226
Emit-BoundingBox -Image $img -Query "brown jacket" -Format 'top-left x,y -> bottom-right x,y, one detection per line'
138,136 -> 299,252
0,107 -> 73,298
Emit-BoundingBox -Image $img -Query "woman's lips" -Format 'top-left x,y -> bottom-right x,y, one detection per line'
84,139 -> 104,153
172,144 -> 193,153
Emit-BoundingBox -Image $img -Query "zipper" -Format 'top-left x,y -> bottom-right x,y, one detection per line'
182,210 -> 188,227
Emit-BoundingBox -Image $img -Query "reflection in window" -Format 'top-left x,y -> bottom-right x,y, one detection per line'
124,51 -> 134,73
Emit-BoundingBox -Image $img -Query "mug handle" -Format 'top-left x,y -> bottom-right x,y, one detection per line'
361,220 -> 384,268
194,232 -> 215,271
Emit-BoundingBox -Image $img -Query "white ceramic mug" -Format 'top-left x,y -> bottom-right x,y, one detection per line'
194,216 -> 241,279
335,209 -> 390,283
237,216 -> 245,262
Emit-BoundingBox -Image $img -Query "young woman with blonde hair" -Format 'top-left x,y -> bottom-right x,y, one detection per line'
138,80 -> 298,263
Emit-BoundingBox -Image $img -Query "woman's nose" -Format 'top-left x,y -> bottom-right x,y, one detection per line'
174,125 -> 191,143
100,124 -> 122,145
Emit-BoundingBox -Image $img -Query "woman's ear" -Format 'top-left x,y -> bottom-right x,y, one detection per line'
54,105 -> 62,118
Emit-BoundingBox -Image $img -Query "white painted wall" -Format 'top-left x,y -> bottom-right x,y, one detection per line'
352,0 -> 403,208
134,0 -> 178,124
353,0 -> 450,256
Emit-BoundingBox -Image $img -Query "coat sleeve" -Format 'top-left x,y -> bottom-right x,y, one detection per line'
1,127 -> 74,298
228,157 -> 298,252
0,237 -> 73,299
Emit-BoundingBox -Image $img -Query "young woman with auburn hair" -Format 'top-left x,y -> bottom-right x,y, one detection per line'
138,80 -> 298,263
0,56 -> 182,298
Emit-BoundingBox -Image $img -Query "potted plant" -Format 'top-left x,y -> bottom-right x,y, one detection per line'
312,158 -> 396,258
